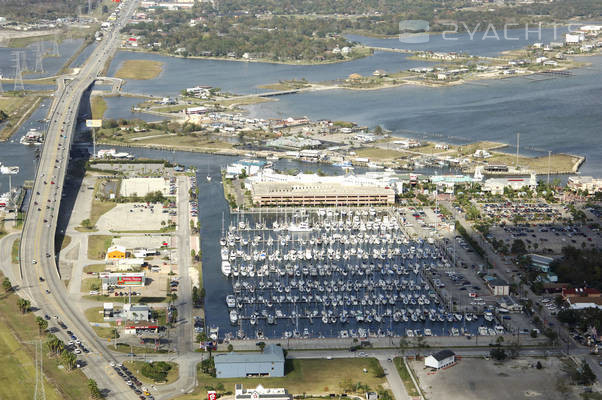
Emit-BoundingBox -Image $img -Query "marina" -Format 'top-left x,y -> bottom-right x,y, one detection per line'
215,207 -> 501,340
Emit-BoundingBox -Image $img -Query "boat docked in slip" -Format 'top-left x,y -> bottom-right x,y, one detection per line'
483,311 -> 494,322
287,221 -> 312,232
20,128 -> 44,145
226,295 -> 236,308
221,261 -> 232,277
230,310 -> 238,324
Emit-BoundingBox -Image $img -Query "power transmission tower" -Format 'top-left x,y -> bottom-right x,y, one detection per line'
24,340 -> 47,400
12,51 -> 24,91
52,35 -> 60,57
34,43 -> 45,73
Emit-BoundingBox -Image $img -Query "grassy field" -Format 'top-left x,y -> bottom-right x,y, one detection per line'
84,306 -> 107,323
81,277 -> 102,293
355,147 -> 405,161
11,238 -> 20,264
87,235 -> 113,260
124,361 -> 179,384
176,358 -> 388,399
486,152 -> 581,173
90,96 -> 107,119
0,95 -> 43,140
135,135 -> 235,151
393,357 -> 420,398
90,199 -> 117,226
83,264 -> 108,273
0,277 -> 90,399
114,60 -> 164,80
215,96 -> 272,107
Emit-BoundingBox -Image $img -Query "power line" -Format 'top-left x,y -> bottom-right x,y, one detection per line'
12,51 -> 24,91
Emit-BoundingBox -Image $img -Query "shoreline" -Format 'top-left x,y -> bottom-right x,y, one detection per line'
94,138 -> 585,176
118,47 -> 373,67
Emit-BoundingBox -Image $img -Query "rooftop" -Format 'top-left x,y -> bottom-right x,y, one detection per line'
215,344 -> 284,364
430,349 -> 455,361
251,181 -> 394,196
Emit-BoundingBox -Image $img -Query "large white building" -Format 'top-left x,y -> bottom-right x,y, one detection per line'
483,174 -> 537,195
425,350 -> 456,369
567,176 -> 602,194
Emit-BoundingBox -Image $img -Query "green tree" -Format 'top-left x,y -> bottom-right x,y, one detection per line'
2,277 -> 12,292
88,379 -> 104,399
61,349 -> 77,371
35,316 -> 48,335
16,298 -> 31,313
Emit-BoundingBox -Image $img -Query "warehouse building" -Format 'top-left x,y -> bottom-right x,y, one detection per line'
250,181 -> 395,207
214,344 -> 285,378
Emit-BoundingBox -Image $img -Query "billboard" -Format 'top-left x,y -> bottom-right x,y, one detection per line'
86,119 -> 102,128
100,272 -> 145,287
208,391 -> 217,400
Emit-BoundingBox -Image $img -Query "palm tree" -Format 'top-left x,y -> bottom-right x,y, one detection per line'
16,298 -> 31,313
2,277 -> 12,292
35,316 -> 48,335
60,350 -> 77,371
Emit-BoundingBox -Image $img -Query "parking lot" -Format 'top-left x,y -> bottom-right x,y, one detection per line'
96,203 -> 175,231
410,357 -> 581,400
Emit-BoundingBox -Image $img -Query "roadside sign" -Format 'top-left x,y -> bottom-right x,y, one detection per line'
208,391 -> 217,400
86,119 -> 102,128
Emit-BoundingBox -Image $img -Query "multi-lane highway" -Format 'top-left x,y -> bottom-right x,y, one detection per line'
19,1 -> 141,398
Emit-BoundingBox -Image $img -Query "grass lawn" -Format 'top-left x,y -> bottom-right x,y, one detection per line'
355,147 -> 404,161
83,264 -> 108,273
176,358 -> 388,399
135,135 -> 235,151
90,96 -> 107,119
11,238 -> 20,264
486,152 -> 580,173
0,95 -> 42,140
92,325 -> 117,339
87,235 -> 113,260
114,60 -> 164,80
89,199 -> 117,227
84,306 -> 107,323
124,361 -> 179,384
393,357 -> 420,398
113,343 -> 169,354
81,278 -> 101,293
0,278 -> 90,399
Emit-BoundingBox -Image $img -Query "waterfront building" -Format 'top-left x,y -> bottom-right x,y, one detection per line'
226,159 -> 267,179
425,350 -> 455,369
235,384 -> 292,400
487,278 -> 510,296
250,181 -> 395,206
215,344 -> 285,378
265,136 -> 322,150
567,176 -> 602,194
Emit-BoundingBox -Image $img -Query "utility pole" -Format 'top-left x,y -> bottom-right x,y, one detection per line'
547,150 -> 551,185
515,133 -> 520,169
0,70 -> 3,93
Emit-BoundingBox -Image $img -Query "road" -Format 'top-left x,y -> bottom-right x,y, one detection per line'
18,1 -> 141,398
442,200 -> 602,386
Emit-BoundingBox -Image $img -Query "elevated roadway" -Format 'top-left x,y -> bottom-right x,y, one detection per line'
19,1 -> 141,398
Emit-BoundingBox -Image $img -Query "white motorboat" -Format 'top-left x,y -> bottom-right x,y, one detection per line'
226,295 -> 236,308
229,310 -> 238,324
221,261 -> 232,276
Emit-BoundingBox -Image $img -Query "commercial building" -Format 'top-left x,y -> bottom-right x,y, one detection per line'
100,272 -> 146,287
483,174 -> 537,195
567,176 -> 602,194
566,297 -> 602,310
120,303 -> 151,321
106,245 -> 126,260
214,344 -> 285,378
487,278 -> 510,296
251,181 -> 395,207
235,385 -> 292,400
425,350 -> 455,369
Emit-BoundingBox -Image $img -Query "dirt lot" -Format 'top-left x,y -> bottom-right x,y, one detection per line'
96,203 -> 173,231
120,177 -> 170,197
411,357 -> 580,400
